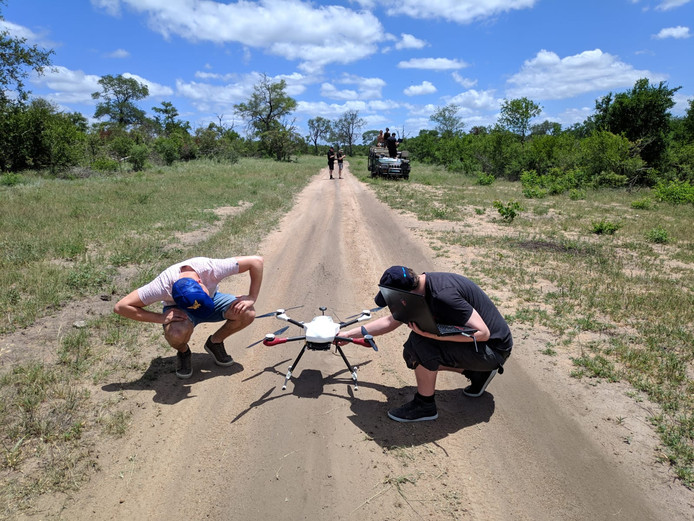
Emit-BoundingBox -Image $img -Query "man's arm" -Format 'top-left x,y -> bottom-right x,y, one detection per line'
229,255 -> 264,313
340,314 -> 403,343
114,290 -> 188,324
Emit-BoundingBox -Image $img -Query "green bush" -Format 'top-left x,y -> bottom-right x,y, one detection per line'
128,145 -> 149,172
493,200 -> 523,222
591,219 -> 621,235
631,197 -> 653,210
91,157 -> 119,172
646,227 -> 669,244
476,172 -> 495,185
0,172 -> 24,186
654,180 -> 694,205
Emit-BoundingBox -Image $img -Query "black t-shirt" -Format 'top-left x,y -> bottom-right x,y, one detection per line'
424,272 -> 513,350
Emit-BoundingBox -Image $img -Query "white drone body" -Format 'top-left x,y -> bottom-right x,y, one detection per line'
259,307 -> 380,390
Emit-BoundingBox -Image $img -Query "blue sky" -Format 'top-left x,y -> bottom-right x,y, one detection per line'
2,0 -> 693,139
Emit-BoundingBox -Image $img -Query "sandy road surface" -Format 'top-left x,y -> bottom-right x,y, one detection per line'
35,165 -> 693,520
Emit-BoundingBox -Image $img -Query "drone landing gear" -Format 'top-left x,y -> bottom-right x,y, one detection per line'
282,342 -> 359,391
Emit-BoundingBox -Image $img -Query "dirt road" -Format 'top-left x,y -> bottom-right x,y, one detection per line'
39,165 -> 693,520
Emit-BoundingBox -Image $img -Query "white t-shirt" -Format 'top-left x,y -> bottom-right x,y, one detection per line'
137,257 -> 239,306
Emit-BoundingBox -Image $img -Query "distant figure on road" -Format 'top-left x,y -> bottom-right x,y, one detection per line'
114,256 -> 263,379
341,266 -> 512,422
337,149 -> 346,179
327,146 -> 336,179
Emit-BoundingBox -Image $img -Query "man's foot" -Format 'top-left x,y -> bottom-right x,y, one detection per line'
176,346 -> 193,379
204,336 -> 235,366
387,396 -> 438,422
462,369 -> 498,397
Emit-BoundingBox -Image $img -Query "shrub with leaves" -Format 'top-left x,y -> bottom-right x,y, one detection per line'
591,219 -> 621,235
493,200 -> 523,222
646,227 -> 669,244
654,180 -> 694,205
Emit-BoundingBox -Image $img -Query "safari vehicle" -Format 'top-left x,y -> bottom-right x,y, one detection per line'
368,145 -> 410,180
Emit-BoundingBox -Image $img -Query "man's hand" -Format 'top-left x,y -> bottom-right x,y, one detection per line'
230,295 -> 255,314
163,307 -> 189,324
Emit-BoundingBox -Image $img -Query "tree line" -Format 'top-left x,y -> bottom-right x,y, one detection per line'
1,0 -> 693,202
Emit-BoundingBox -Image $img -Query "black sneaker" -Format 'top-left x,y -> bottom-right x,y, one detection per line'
204,336 -> 235,366
176,347 -> 193,379
387,397 -> 438,423
463,369 -> 498,397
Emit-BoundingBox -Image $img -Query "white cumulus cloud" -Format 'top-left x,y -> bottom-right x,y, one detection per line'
404,81 -> 437,96
506,49 -> 664,100
398,57 -> 467,70
653,26 -> 691,39
91,0 -> 384,73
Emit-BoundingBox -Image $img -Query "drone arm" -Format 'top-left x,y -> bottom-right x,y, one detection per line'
276,313 -> 305,329
334,336 -> 371,348
263,335 -> 306,346
339,312 -> 372,329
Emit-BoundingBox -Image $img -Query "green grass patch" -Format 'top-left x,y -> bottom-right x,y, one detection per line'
356,161 -> 694,488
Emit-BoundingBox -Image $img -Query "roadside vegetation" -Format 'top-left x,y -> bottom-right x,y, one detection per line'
353,158 -> 693,488
0,157 -> 321,517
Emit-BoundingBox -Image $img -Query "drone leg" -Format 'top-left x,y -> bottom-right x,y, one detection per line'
335,345 -> 358,390
283,345 -> 307,390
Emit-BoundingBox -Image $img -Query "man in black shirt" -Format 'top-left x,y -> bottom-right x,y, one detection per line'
341,266 -> 512,422
386,132 -> 398,158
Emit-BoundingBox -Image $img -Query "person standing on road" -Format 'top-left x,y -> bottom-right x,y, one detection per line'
327,146 -> 336,179
341,266 -> 512,422
337,149 -> 346,179
114,256 -> 263,379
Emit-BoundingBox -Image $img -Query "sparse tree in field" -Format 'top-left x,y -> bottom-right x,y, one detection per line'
431,104 -> 464,136
307,116 -> 332,154
0,0 -> 53,103
92,74 -> 149,127
332,110 -> 364,155
234,74 -> 298,160
498,97 -> 542,143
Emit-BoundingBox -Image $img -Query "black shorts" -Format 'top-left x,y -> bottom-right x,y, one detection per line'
402,332 -> 511,372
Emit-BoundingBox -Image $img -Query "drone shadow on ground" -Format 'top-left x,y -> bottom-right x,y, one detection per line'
231,362 -> 495,448
101,353 -> 245,405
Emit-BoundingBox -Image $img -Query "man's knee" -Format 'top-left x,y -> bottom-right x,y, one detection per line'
164,321 -> 193,346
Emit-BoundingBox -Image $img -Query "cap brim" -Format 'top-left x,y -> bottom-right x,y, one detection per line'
374,291 -> 386,308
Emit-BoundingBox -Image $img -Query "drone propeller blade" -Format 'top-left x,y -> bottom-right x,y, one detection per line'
345,306 -> 385,320
246,326 -> 290,348
256,305 -> 304,319
361,325 -> 378,352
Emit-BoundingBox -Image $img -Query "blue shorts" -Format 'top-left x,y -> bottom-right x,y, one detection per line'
163,292 -> 237,327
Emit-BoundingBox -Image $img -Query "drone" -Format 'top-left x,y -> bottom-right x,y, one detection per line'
251,305 -> 381,391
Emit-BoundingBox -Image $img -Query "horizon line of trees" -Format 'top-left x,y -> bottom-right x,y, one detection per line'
1,0 -> 693,196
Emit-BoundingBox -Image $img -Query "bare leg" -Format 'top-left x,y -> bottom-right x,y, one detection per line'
209,308 -> 255,344
164,320 -> 194,352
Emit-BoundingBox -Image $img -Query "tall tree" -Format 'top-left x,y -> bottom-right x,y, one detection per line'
307,116 -> 332,154
332,110 -> 364,155
91,74 -> 149,127
0,0 -> 53,103
152,101 -> 190,137
430,104 -> 464,136
592,78 -> 681,166
234,74 -> 297,160
234,73 -> 297,136
498,97 -> 542,143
